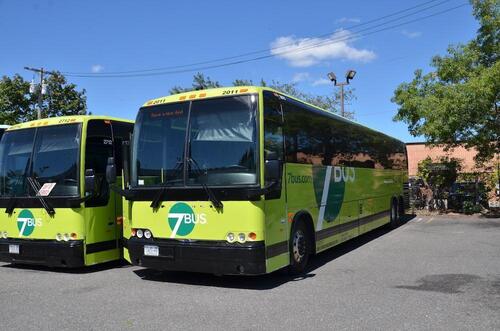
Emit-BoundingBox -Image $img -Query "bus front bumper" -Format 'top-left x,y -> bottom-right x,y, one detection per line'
126,237 -> 267,275
0,238 -> 84,268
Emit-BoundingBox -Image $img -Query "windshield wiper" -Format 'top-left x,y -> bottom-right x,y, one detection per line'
149,160 -> 184,210
150,186 -> 167,210
27,177 -> 55,215
188,157 -> 223,210
5,196 -> 17,215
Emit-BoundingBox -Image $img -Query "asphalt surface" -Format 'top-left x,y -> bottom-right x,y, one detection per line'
1,214 -> 499,330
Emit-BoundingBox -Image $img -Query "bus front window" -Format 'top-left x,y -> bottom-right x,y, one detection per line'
132,94 -> 258,187
0,124 -> 81,197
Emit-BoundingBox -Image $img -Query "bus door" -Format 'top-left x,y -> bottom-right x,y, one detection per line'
263,92 -> 288,263
84,120 -> 119,262
109,121 -> 134,250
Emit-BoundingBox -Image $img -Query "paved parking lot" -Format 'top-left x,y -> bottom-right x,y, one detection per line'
1,214 -> 499,330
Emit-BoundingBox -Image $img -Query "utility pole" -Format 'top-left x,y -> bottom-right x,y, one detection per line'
24,67 -> 56,119
327,70 -> 357,117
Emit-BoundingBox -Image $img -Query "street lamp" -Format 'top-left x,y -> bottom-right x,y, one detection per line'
327,69 -> 356,117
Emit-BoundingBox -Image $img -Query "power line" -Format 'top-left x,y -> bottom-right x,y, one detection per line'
62,2 -> 468,78
61,0 -> 452,76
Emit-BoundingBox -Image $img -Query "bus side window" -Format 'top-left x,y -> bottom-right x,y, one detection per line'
85,120 -> 114,207
263,92 -> 284,161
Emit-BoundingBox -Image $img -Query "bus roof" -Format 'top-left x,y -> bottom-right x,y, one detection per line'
6,115 -> 133,131
141,86 -> 404,144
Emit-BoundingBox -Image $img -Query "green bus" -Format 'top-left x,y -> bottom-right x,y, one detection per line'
0,116 -> 133,267
122,86 -> 408,275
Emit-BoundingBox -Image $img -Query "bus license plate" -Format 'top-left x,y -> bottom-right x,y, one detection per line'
144,245 -> 159,257
9,244 -> 20,254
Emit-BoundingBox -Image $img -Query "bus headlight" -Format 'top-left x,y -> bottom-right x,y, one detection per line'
56,233 -> 63,241
136,229 -> 144,239
144,230 -> 152,239
226,233 -> 235,243
63,233 -> 70,242
238,233 -> 246,243
2,231 -> 7,239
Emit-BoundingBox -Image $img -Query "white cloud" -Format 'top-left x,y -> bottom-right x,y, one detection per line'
335,17 -> 361,24
270,30 -> 376,67
91,64 -> 104,73
311,78 -> 331,86
401,30 -> 422,39
292,72 -> 310,83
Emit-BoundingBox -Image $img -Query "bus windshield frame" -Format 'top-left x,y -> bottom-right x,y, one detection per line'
0,124 -> 82,198
131,94 -> 260,190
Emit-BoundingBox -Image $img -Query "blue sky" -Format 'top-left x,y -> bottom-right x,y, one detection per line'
0,0 -> 477,142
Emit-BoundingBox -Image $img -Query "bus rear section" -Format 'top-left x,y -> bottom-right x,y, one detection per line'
123,86 -> 407,275
0,116 -> 133,267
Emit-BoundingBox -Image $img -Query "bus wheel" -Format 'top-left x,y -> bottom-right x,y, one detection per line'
288,221 -> 310,275
390,199 -> 399,228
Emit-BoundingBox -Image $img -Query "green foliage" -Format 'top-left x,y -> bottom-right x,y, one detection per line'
0,72 -> 87,125
417,156 -> 462,190
463,200 -> 482,214
392,0 -> 499,164
171,74 -> 356,119
170,72 -> 221,94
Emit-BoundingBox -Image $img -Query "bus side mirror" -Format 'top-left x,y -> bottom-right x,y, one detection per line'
265,159 -> 281,184
106,157 -> 116,184
264,154 -> 282,200
265,151 -> 281,184
85,169 -> 96,194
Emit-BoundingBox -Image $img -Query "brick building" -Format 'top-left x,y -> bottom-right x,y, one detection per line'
405,142 -> 497,177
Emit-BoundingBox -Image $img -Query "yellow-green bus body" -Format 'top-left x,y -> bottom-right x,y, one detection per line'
124,87 -> 408,275
0,116 -> 133,267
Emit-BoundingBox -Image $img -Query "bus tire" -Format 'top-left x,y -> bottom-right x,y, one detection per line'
398,196 -> 405,224
288,220 -> 311,275
390,198 -> 399,228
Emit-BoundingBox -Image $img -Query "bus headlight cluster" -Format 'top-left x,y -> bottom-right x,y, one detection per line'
132,228 -> 153,239
1,231 -> 8,239
226,232 -> 257,243
56,233 -> 75,242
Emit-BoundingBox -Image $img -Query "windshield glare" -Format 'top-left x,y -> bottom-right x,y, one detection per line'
0,124 -> 80,197
132,94 -> 258,187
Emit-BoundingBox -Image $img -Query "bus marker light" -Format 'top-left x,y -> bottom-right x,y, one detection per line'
199,93 -> 206,98
248,232 -> 257,240
179,96 -> 187,101
116,216 -> 123,225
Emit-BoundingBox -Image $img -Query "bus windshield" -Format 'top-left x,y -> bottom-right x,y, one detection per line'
132,94 -> 258,187
0,124 -> 81,197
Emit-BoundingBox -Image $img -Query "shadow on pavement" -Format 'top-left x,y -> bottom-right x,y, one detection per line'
1,259 -> 130,274
134,214 -> 416,290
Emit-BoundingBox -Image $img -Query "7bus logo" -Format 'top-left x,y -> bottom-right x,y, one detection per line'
167,202 -> 207,238
333,166 -> 356,182
16,210 -> 42,237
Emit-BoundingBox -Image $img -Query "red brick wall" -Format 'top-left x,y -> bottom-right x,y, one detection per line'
406,143 -> 496,176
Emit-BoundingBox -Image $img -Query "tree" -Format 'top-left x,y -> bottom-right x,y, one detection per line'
171,74 -> 356,119
0,72 -> 87,125
392,0 -> 499,164
170,72 -> 221,94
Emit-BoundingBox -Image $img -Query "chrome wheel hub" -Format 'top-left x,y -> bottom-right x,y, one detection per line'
292,230 -> 306,263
